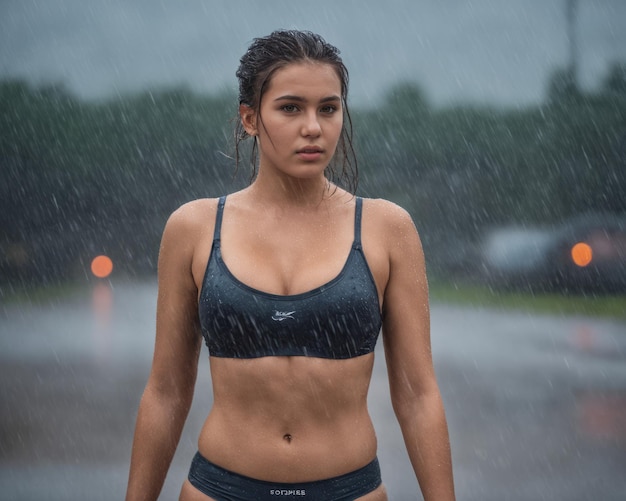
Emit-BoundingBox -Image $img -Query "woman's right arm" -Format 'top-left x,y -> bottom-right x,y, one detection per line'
125,205 -> 204,501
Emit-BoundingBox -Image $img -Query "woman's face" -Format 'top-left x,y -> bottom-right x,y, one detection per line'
243,62 -> 344,182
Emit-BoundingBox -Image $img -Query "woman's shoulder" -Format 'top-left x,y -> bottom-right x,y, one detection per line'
361,197 -> 417,232
162,197 -> 222,238
361,197 -> 425,264
169,197 -> 221,223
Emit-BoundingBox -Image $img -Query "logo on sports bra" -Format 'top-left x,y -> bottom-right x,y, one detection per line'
272,310 -> 296,322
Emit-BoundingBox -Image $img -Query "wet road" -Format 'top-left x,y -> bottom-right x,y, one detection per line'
1,280 -> 625,500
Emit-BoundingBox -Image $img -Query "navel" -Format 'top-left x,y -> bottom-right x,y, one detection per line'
283,433 -> 293,443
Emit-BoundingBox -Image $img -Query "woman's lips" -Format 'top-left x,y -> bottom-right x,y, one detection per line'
296,147 -> 323,161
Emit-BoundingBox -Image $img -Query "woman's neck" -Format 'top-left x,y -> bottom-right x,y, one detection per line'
248,172 -> 335,209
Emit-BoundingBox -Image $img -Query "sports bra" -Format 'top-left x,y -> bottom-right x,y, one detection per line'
198,196 -> 382,359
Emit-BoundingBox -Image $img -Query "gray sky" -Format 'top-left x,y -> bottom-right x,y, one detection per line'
1,0 -> 625,108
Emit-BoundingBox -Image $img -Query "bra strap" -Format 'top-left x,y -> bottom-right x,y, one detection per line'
354,197 -> 363,247
213,196 -> 226,243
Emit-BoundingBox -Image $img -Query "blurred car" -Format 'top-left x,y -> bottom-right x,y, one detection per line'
478,213 -> 626,293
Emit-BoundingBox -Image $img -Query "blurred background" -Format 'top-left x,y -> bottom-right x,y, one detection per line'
1,0 -> 625,500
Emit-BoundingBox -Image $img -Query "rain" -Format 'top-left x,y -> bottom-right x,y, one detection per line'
1,0 -> 626,499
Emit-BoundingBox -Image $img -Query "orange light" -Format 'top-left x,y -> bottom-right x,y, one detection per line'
91,255 -> 114,278
571,242 -> 593,267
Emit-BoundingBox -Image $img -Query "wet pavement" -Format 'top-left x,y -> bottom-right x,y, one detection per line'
1,280 -> 625,500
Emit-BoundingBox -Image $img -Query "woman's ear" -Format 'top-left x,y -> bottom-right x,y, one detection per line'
239,104 -> 258,136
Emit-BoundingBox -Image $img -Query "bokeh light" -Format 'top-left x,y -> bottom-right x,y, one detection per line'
571,242 -> 593,267
91,255 -> 114,278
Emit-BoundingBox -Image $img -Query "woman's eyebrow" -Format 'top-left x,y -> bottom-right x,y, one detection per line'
274,95 -> 341,103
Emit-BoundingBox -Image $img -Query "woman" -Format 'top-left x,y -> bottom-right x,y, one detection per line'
126,30 -> 455,501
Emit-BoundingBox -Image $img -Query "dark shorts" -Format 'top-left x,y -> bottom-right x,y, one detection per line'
187,451 -> 382,501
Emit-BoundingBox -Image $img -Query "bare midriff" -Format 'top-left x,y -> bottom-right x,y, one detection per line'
197,353 -> 378,482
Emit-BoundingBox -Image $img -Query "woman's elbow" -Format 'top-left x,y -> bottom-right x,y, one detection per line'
391,386 -> 445,423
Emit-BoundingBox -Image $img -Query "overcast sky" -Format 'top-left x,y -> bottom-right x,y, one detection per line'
1,0 -> 625,108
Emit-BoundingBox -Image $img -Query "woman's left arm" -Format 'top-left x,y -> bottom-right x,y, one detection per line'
380,203 -> 455,501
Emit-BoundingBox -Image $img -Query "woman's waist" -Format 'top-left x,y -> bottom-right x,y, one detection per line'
210,387 -> 368,423
197,407 -> 377,482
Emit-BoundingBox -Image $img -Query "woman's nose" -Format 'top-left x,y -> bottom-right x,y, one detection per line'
301,113 -> 322,137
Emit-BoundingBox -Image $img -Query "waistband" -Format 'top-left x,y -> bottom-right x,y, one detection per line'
188,451 -> 382,501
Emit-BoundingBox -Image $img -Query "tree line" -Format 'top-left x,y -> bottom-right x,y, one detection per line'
1,64 -> 625,287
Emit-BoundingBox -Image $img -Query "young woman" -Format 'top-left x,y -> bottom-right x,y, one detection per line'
126,30 -> 455,501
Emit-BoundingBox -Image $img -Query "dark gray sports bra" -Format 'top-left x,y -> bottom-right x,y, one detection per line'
198,196 -> 382,359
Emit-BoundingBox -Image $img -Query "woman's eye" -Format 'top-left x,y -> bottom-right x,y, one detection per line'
281,104 -> 299,113
320,105 -> 338,114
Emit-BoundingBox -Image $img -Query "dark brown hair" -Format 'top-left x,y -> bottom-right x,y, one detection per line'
235,30 -> 358,192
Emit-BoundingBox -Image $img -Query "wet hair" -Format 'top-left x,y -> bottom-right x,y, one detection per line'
234,30 -> 358,193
